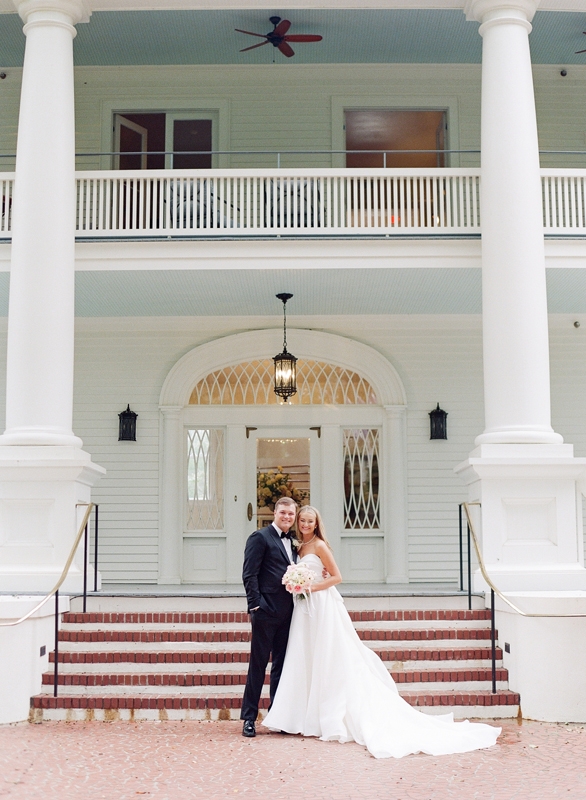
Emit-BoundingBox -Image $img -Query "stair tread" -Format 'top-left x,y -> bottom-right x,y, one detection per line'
31,689 -> 521,709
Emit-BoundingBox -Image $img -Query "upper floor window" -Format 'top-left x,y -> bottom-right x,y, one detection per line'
345,109 -> 447,169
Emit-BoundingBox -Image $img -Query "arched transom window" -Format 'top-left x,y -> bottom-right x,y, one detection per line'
189,359 -> 378,405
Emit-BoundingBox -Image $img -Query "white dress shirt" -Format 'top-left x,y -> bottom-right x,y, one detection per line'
273,523 -> 294,563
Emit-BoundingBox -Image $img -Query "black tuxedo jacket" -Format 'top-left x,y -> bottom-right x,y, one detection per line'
242,524 -> 297,616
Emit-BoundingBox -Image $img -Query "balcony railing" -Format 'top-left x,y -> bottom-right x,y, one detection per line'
0,168 -> 586,240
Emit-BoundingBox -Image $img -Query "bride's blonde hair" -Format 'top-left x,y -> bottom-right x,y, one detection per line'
295,505 -> 332,550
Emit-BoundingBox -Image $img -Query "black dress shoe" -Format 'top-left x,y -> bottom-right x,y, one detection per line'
242,720 -> 256,738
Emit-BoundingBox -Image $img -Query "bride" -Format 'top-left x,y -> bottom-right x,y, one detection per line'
262,505 -> 501,759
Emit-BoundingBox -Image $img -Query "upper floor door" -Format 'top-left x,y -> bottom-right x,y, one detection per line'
113,111 -> 218,170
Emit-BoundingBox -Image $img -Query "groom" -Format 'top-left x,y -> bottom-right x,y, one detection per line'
241,496 -> 298,737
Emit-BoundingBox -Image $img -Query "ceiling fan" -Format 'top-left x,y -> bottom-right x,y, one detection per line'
235,16 -> 323,58
576,32 -> 586,53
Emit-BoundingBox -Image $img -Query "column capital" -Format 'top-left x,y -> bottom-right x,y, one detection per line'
465,0 -> 539,26
12,0 -> 90,26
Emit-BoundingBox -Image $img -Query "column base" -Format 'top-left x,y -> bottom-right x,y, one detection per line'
495,592 -> 586,722
0,446 -> 105,593
455,443 -> 586,594
0,594 -> 70,724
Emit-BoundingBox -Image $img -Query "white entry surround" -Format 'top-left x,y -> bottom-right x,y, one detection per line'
158,329 -> 408,586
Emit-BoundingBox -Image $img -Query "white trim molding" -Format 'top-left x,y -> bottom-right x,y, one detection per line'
158,329 -> 410,585
159,328 -> 407,408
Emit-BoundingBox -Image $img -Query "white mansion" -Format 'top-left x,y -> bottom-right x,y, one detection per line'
1,0 -> 586,724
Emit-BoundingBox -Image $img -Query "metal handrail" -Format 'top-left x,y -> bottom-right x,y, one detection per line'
462,501 -> 586,618
0,502 -> 94,629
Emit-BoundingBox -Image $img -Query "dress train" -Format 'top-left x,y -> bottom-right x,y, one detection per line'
263,554 -> 501,759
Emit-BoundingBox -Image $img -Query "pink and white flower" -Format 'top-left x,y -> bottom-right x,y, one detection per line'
282,564 -> 315,600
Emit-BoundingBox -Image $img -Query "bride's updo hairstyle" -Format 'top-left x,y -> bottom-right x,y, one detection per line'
295,505 -> 332,550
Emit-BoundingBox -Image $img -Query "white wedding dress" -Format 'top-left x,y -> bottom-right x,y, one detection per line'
263,554 -> 501,759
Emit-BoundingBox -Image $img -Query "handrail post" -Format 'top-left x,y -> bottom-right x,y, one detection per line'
82,519 -> 88,614
93,504 -> 99,593
467,520 -> 472,611
458,503 -> 464,592
53,589 -> 59,698
491,588 -> 497,693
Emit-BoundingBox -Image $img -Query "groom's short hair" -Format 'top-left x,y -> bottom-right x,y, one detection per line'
274,497 -> 297,511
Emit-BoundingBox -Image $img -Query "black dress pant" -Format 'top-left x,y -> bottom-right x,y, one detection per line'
241,607 -> 293,721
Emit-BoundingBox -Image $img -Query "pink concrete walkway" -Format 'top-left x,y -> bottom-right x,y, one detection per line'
1,719 -> 585,800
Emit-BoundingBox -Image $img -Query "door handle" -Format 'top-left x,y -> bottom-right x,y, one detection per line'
247,503 -> 253,522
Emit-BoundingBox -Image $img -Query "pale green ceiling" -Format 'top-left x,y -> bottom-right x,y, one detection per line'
1,9 -> 586,66
0,267 -> 582,316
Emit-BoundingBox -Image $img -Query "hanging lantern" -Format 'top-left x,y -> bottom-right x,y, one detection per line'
429,403 -> 448,440
273,293 -> 298,402
118,404 -> 138,441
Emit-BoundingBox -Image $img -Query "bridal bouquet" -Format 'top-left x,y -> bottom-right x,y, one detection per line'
282,564 -> 315,601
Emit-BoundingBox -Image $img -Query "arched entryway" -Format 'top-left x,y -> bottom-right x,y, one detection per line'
158,330 -> 408,586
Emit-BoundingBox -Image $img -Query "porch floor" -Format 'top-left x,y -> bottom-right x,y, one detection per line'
96,582 -> 473,598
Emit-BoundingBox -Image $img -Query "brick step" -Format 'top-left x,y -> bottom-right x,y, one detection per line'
57,627 -> 495,644
31,689 -> 520,712
62,609 -> 492,625
50,645 -> 503,665
42,668 -> 509,688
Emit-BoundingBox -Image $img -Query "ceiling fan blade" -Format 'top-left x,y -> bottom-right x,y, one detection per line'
278,40 -> 295,58
283,35 -> 323,42
274,19 -> 292,36
576,48 -> 586,53
235,28 -> 267,38
240,40 -> 270,52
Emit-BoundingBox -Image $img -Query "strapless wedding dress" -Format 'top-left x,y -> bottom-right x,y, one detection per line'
262,554 -> 501,759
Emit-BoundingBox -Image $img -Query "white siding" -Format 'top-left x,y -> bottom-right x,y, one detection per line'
1,63 -> 586,171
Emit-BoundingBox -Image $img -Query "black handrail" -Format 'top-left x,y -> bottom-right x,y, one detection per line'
93,504 -> 99,593
458,502 -> 473,611
54,503 -> 99,697
459,502 -> 496,694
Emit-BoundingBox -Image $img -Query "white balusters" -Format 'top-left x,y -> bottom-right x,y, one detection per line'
542,171 -> 586,231
9,167 -> 586,239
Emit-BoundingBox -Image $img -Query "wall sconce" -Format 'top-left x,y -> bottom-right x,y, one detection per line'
429,403 -> 447,440
118,405 -> 138,441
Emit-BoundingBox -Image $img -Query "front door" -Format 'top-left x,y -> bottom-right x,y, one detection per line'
246,428 -> 321,536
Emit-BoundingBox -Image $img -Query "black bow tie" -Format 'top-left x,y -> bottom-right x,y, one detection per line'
280,531 -> 292,540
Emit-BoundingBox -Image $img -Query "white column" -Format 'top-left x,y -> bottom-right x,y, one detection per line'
158,406 -> 183,584
467,0 -> 561,445
2,0 -> 89,446
0,0 -> 104,594
455,0 -> 586,596
384,406 -> 409,584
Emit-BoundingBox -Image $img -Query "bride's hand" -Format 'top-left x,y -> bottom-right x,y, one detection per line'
322,568 -> 329,579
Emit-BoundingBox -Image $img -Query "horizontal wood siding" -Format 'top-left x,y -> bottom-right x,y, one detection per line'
0,64 -> 585,172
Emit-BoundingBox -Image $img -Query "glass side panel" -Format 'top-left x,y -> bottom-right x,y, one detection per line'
257,437 -> 310,529
186,428 -> 224,530
343,429 -> 380,530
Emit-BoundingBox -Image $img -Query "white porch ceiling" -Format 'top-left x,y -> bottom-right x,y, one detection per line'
2,7 -> 586,65
0,266 -> 582,316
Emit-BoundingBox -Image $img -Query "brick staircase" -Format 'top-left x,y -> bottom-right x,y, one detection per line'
29,596 -> 520,722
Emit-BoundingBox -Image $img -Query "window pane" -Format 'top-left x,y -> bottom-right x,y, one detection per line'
343,429 -> 380,530
186,429 -> 224,530
173,119 -> 212,169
